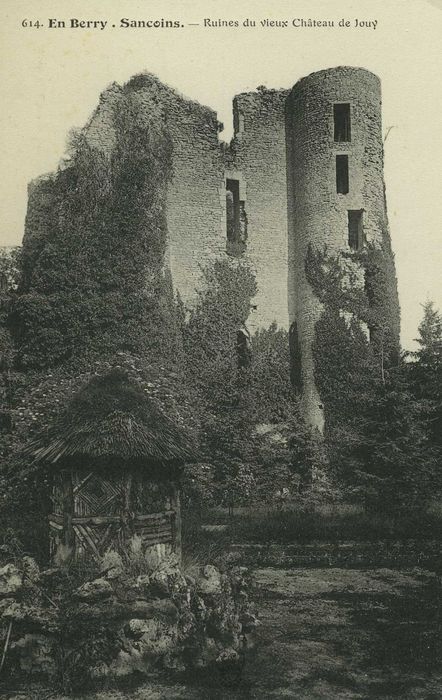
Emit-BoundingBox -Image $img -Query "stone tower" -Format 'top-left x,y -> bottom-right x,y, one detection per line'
286,67 -> 395,431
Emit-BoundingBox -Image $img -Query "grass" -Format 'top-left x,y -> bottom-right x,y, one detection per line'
184,502 -> 442,549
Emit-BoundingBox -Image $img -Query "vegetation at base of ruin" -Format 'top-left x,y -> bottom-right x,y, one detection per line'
305,244 -> 441,512
180,258 -> 326,510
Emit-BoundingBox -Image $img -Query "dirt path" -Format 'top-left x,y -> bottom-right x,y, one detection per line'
241,567 -> 442,699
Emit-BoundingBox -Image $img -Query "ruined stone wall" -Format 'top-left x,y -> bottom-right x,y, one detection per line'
22,68 -> 400,429
286,67 -> 395,430
151,83 -> 226,307
84,75 -> 226,309
229,89 -> 290,332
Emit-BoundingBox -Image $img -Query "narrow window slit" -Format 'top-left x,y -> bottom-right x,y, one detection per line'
334,103 -> 351,142
348,210 -> 364,251
226,178 -> 247,255
336,155 -> 349,194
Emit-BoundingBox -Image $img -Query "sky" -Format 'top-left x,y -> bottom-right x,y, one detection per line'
1,0 -> 441,349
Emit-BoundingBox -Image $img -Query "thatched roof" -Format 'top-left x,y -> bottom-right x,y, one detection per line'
28,368 -> 196,467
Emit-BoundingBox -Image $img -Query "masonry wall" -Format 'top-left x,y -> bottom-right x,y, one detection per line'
286,67 -> 395,430
84,74 -> 226,309
152,83 -> 226,306
229,89 -> 290,332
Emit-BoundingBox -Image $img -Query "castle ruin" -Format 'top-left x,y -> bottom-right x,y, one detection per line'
25,66 -> 399,431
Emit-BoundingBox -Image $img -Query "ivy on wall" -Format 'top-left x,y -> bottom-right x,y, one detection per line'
304,241 -> 400,430
12,78 -> 181,371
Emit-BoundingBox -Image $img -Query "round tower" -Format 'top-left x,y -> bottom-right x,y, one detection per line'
286,66 -> 393,431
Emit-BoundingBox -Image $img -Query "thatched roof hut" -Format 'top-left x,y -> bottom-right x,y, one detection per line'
30,368 -> 195,475
28,366 -> 196,562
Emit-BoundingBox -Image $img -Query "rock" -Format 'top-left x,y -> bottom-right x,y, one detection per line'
0,597 -> 15,615
90,662 -> 109,679
126,617 -> 159,640
0,563 -> 22,597
132,598 -> 179,624
1,601 -> 23,620
216,647 -> 240,665
12,633 -> 56,677
73,577 -> 113,601
144,548 -> 163,572
135,574 -> 151,596
21,556 -> 40,584
101,550 -> 124,580
197,565 -> 222,596
107,647 -> 145,677
240,611 -> 259,632
1,601 -> 58,632
148,554 -> 186,598
140,624 -> 176,655
149,569 -> 170,598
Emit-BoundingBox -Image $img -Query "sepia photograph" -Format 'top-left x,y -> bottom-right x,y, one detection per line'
0,0 -> 441,697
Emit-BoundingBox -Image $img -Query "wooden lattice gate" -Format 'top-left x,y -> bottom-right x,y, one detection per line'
49,470 -> 181,562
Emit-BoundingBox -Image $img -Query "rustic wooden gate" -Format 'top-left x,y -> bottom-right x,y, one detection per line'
49,470 -> 181,562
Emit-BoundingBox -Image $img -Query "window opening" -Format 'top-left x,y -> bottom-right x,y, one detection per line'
348,210 -> 364,251
336,155 -> 349,194
226,179 -> 247,255
334,103 -> 351,142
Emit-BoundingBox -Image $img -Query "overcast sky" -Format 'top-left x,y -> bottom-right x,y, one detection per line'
1,0 -> 441,349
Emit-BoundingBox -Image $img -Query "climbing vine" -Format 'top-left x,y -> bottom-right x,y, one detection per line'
12,77 -> 180,371
305,241 -> 400,430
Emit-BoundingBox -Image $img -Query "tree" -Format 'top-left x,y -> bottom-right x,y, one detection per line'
352,362 -> 437,511
304,244 -> 438,511
411,301 -> 442,446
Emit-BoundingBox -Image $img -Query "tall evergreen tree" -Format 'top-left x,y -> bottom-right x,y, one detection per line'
411,301 -> 442,446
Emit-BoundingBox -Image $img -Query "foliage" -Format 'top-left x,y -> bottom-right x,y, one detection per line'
410,301 -> 442,446
181,463 -> 217,514
206,502 -> 442,544
11,79 -> 181,371
305,243 -> 439,511
183,257 -> 257,408
346,362 -> 438,510
181,258 -> 256,502
181,259 -> 322,506
249,324 -> 297,422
